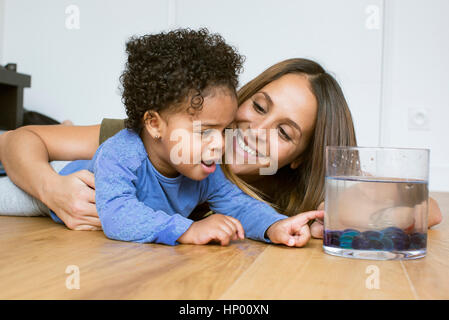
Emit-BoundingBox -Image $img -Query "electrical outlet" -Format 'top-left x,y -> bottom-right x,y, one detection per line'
408,108 -> 430,130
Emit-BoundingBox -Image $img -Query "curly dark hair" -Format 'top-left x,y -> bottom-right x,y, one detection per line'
120,28 -> 245,132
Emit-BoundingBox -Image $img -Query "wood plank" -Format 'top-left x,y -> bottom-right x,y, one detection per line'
400,191 -> 449,299
220,192 -> 449,299
0,216 -> 266,299
0,191 -> 448,299
220,239 -> 416,299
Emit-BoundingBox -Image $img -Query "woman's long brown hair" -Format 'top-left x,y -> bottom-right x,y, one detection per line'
221,58 -> 358,216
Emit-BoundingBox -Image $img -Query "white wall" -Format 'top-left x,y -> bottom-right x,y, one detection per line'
2,0 -> 383,145
2,0 -> 448,191
380,0 -> 449,191
2,0 -> 169,123
174,0 -> 384,148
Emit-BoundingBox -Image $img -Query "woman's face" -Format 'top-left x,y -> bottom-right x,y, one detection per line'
229,73 -> 318,177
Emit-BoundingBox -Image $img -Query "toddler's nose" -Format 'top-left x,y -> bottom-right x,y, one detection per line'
206,130 -> 225,157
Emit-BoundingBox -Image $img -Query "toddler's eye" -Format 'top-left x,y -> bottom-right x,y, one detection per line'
222,127 -> 232,135
202,129 -> 213,136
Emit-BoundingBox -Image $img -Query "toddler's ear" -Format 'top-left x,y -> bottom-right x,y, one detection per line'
143,111 -> 165,139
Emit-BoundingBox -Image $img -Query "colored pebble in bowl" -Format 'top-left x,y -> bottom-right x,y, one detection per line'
409,232 -> 427,249
361,231 -> 382,240
351,235 -> 370,249
380,237 -> 394,250
339,229 -> 361,248
323,227 -> 426,251
324,231 -> 342,247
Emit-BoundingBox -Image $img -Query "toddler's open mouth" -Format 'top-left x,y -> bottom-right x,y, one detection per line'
201,159 -> 215,166
201,159 -> 217,174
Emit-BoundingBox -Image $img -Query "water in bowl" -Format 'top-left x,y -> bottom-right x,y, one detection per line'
323,176 -> 428,260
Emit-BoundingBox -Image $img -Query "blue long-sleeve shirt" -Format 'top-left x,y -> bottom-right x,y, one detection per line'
54,129 -> 287,245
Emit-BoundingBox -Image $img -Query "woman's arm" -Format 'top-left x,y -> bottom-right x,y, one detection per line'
0,124 -> 102,230
429,197 -> 443,227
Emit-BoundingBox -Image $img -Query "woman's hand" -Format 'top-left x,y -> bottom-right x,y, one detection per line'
266,210 -> 325,247
429,197 -> 443,227
1,124 -> 103,230
42,170 -> 101,231
177,213 -> 245,245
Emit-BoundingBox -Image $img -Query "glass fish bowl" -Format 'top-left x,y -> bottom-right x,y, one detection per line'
323,147 -> 429,260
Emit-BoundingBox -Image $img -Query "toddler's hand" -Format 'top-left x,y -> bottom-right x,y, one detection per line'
311,201 -> 325,239
177,214 -> 245,246
266,210 -> 325,247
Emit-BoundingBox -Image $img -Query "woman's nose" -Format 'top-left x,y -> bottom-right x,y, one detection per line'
248,115 -> 273,134
247,120 -> 272,144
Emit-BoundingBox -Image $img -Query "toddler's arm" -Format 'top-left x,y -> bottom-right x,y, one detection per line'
206,165 -> 287,243
93,147 -> 193,245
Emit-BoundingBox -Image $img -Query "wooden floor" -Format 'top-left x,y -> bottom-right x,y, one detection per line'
0,192 -> 448,300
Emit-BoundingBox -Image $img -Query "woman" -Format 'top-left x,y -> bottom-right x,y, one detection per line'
0,58 -> 442,241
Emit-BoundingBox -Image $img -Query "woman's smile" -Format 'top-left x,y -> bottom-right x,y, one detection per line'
232,128 -> 270,164
235,129 -> 267,158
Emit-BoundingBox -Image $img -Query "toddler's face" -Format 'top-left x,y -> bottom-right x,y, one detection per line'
160,88 -> 238,181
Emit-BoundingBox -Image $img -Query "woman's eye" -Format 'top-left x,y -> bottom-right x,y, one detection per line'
278,127 -> 291,141
252,101 -> 265,113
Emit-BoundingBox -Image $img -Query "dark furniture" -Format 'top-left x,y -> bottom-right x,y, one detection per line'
0,68 -> 31,130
